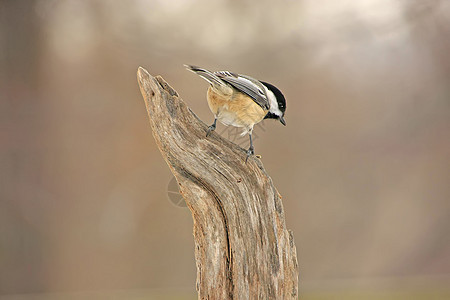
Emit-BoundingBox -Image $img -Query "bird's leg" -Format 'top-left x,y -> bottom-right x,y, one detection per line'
245,130 -> 255,162
206,118 -> 217,137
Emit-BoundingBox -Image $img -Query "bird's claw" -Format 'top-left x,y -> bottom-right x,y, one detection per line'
245,147 -> 254,163
206,124 -> 216,137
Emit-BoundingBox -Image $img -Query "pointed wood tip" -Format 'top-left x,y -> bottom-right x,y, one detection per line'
137,66 -> 151,83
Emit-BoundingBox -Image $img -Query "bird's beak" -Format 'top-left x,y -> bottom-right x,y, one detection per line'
279,116 -> 286,126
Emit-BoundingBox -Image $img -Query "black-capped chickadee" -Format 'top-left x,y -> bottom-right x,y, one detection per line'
185,64 -> 286,161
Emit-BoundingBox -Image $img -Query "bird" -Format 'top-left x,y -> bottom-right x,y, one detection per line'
185,65 -> 286,161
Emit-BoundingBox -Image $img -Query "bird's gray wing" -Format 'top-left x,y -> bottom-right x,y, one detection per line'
215,72 -> 270,110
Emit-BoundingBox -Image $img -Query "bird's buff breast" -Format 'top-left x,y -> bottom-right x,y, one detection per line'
207,87 -> 267,129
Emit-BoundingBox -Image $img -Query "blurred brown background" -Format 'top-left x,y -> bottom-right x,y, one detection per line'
1,0 -> 450,299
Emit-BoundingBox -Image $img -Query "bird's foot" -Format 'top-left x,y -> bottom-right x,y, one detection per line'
245,147 -> 254,163
206,124 -> 216,137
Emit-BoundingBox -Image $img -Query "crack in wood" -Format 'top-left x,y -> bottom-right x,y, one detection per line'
171,161 -> 235,298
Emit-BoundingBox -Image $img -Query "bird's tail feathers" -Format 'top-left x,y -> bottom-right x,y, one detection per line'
184,64 -> 227,89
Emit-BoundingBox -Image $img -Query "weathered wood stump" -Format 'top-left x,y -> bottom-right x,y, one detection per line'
137,67 -> 298,299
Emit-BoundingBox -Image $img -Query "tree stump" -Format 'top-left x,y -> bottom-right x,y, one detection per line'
137,67 -> 299,299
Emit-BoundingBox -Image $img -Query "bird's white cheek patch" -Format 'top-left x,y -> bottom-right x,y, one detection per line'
266,89 -> 282,117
